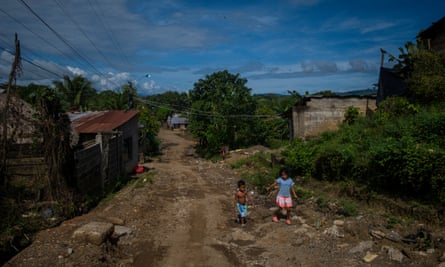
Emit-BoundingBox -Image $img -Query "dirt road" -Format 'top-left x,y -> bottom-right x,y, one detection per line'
6,128 -> 443,266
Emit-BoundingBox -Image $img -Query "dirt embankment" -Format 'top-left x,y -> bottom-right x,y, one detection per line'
6,128 -> 445,267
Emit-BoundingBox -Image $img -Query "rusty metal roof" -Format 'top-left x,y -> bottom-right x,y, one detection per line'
69,110 -> 139,134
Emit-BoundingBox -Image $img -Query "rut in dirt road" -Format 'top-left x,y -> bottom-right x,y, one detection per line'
133,129 -> 240,267
7,128 -> 442,267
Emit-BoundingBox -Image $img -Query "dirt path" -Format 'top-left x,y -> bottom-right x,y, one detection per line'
6,128 -> 444,267
132,129 -> 236,266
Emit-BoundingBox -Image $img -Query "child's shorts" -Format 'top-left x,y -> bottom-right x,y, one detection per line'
236,203 -> 248,217
276,195 -> 293,208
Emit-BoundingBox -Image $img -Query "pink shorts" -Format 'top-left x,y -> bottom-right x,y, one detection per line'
276,196 -> 293,208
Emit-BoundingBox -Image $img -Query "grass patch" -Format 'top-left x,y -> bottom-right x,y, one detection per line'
338,199 -> 359,217
315,195 -> 330,212
134,172 -> 155,188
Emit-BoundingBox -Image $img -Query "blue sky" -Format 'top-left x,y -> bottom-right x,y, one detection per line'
0,0 -> 444,95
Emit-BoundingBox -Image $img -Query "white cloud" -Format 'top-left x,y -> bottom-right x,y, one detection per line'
361,21 -> 397,34
67,66 -> 86,76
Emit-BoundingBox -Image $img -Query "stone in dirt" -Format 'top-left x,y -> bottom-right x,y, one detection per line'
363,252 -> 378,263
72,221 -> 114,245
105,216 -> 125,225
323,225 -> 344,238
369,229 -> 386,239
382,246 -> 404,263
333,220 -> 344,226
113,225 -> 132,238
349,241 -> 374,254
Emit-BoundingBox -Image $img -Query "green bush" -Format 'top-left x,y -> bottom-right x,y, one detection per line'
284,100 -> 445,205
284,138 -> 318,177
339,199 -> 358,217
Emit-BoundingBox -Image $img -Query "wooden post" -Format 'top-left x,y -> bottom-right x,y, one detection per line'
0,33 -> 21,185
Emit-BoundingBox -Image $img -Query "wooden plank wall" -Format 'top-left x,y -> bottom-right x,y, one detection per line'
74,143 -> 102,193
6,144 -> 47,178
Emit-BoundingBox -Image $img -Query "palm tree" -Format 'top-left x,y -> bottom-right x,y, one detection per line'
97,90 -> 128,110
53,75 -> 96,111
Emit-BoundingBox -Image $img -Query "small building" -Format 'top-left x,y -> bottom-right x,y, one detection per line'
289,95 -> 376,140
167,114 -> 188,130
69,110 -> 139,192
417,16 -> 445,52
376,67 -> 408,104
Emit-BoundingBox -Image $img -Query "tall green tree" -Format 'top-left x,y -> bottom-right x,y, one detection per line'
138,107 -> 161,155
388,41 -> 445,104
53,75 -> 96,111
189,70 -> 260,155
145,91 -> 191,122
95,89 -> 129,110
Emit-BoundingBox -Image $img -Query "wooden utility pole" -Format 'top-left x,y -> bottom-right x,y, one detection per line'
0,33 -> 22,185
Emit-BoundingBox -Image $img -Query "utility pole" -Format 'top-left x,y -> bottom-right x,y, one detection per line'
0,33 -> 22,185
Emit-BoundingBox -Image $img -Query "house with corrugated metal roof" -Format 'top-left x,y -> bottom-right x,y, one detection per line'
167,114 -> 188,130
69,110 -> 139,192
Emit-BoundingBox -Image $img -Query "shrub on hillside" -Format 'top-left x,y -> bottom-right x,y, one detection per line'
284,102 -> 445,205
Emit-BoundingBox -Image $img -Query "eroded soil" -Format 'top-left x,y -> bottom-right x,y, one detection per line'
6,128 -> 445,267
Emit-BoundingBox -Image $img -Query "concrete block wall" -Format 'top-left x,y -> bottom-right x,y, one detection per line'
292,97 -> 376,139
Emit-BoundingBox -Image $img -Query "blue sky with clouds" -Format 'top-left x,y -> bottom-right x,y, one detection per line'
0,0 -> 444,95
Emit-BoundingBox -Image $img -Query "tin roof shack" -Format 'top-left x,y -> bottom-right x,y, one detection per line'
167,114 -> 188,130
289,95 -> 376,140
69,110 -> 139,193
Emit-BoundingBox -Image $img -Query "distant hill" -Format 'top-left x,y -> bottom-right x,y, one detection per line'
336,88 -> 377,96
253,93 -> 291,99
254,89 -> 377,98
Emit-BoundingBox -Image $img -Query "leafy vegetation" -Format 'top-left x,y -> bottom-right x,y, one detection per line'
284,40 -> 445,207
285,100 -> 445,205
188,70 -> 263,156
230,151 -> 279,193
53,75 -> 96,111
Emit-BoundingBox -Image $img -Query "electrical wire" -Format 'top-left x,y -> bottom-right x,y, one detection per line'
0,7 -> 86,67
53,0 -> 116,69
0,45 -> 64,79
87,0 -> 130,66
16,0 -> 121,88
140,97 -> 282,119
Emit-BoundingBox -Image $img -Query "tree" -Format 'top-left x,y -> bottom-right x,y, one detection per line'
407,50 -> 445,103
254,94 -> 294,146
388,41 -> 445,104
343,106 -> 360,125
95,90 -> 128,110
53,75 -> 96,111
145,91 -> 191,122
138,107 -> 161,155
188,70 -> 259,155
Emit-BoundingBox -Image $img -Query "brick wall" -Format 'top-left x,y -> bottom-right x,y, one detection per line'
291,96 -> 377,139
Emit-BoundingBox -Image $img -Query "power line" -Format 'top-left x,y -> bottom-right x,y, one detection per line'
0,45 -> 64,79
53,0 -> 116,69
140,98 -> 281,119
16,0 -> 121,88
87,0 -> 130,66
0,7 -> 86,67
